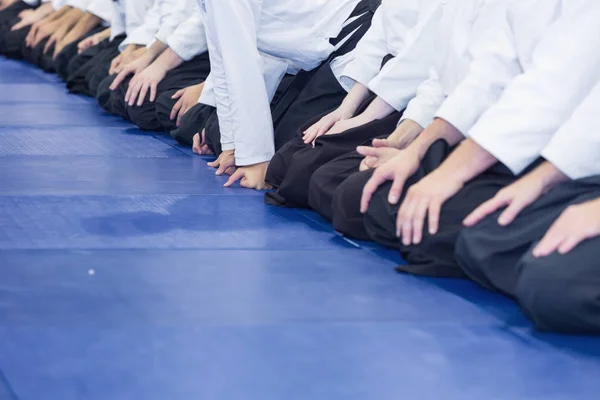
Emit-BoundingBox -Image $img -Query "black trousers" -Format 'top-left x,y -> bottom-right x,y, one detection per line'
103,52 -> 211,131
21,36 -> 54,71
53,26 -> 103,81
66,35 -> 124,97
456,175 -> 600,334
0,16 -> 30,59
0,1 -> 31,27
266,106 -> 401,209
170,102 -> 216,147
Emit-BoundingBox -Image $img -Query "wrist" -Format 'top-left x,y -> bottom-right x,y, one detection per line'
537,162 -> 569,192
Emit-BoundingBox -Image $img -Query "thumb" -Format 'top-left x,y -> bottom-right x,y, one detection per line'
356,146 -> 382,158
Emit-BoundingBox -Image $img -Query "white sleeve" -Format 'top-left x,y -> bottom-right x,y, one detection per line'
166,8 -> 208,61
110,1 -> 126,39
339,8 -> 387,88
399,67 -> 446,128
468,1 -> 600,175
368,1 -> 443,112
198,73 -> 216,107
23,0 -> 41,6
66,0 -> 91,10
203,0 -> 281,166
51,0 -> 67,9
435,1 -> 525,135
542,78 -> 600,179
86,0 -> 112,23
155,0 -> 195,44
119,0 -> 160,51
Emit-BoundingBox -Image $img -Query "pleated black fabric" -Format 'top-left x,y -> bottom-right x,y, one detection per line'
53,26 -> 103,80
170,103 -> 215,146
267,109 -> 400,210
0,17 -> 30,59
105,52 -> 211,131
66,35 -> 124,97
0,1 -> 31,26
456,175 -> 600,333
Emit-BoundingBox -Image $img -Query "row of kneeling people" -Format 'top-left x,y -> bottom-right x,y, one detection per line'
1,0 -> 599,334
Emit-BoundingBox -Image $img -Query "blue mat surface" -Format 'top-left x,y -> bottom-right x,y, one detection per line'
1,58 -> 600,399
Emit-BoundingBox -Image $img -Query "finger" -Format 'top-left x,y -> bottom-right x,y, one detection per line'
170,98 -> 183,121
224,169 -> 244,187
533,227 -> 563,258
207,157 -> 219,168
387,174 -> 407,205
303,126 -> 318,144
200,144 -> 214,156
171,89 -> 185,100
149,82 -> 157,103
356,146 -> 382,158
463,197 -> 509,227
398,196 -> 417,244
224,166 -> 236,176
359,158 -> 370,172
558,235 -> 583,255
372,138 -> 389,148
192,133 -> 201,154
412,198 -> 431,245
360,172 -> 387,213
427,200 -> 441,236
135,83 -> 149,107
43,36 -> 53,53
498,199 -> 527,226
239,176 -> 253,189
124,81 -> 135,104
110,70 -> 128,91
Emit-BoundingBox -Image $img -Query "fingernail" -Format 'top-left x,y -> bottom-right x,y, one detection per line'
389,195 -> 398,204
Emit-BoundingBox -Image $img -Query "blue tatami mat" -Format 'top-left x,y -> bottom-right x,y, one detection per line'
1,57 -> 599,400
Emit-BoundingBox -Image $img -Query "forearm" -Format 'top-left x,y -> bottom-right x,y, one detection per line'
152,47 -> 184,74
338,83 -> 371,117
69,12 -> 101,35
144,40 -> 169,63
46,5 -> 72,21
435,138 -> 498,184
355,96 -> 396,123
96,27 -> 111,41
35,2 -> 55,18
409,117 -> 465,159
528,161 -> 570,191
58,8 -> 85,30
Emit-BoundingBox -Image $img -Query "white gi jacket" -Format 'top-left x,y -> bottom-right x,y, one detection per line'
119,0 -> 160,50
401,0 -> 562,130
199,0 -> 362,166
51,0 -> 68,10
543,77 -> 600,180
166,4 -> 208,61
467,0 -> 600,175
340,0 -> 443,111
66,0 -> 112,23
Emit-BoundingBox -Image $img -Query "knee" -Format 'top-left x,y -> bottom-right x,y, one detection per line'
454,222 -> 509,293
516,253 -> 600,334
126,101 -> 161,131
362,181 -> 398,245
332,170 -> 374,240
308,163 -> 336,220
155,90 -> 177,132
96,75 -> 115,112
265,138 -> 302,188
